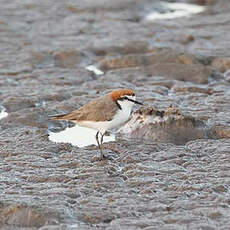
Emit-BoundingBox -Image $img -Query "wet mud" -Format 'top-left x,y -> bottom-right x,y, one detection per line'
1,0 -> 230,229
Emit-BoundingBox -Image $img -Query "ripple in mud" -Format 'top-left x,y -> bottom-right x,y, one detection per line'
49,125 -> 115,147
1,0 -> 230,229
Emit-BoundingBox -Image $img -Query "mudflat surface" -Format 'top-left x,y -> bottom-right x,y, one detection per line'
1,0 -> 230,229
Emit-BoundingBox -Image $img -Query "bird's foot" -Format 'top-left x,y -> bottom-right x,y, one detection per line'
104,146 -> 122,155
91,154 -> 110,162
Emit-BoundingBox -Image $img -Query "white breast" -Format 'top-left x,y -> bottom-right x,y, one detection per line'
105,95 -> 135,131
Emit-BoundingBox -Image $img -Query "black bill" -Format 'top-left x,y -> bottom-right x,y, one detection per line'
127,98 -> 143,105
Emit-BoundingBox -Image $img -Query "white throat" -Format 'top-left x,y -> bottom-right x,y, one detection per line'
107,95 -> 135,131
116,95 -> 136,111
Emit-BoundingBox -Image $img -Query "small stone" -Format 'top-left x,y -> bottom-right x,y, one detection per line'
211,57 -> 230,72
179,34 -> 195,45
212,185 -> 228,193
223,69 -> 230,82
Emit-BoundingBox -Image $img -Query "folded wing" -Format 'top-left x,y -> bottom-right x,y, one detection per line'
51,94 -> 118,122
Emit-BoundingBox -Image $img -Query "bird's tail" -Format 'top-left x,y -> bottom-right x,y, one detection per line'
50,113 -> 67,121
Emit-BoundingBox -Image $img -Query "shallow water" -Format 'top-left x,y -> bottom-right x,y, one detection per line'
0,106 -> 8,120
49,125 -> 115,147
145,2 -> 205,21
86,65 -> 104,76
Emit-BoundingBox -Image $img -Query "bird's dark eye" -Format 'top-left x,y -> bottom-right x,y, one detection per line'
119,96 -> 128,101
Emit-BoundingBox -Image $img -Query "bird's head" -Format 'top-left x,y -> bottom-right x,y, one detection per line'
109,89 -> 143,110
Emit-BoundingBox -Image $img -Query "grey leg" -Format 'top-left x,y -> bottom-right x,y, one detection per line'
95,131 -> 105,159
96,131 -> 100,149
100,133 -> 104,147
99,133 -> 105,159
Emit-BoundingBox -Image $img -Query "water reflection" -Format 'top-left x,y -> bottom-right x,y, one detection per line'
49,125 -> 115,147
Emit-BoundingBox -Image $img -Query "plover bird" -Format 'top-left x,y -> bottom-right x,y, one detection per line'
51,89 -> 143,159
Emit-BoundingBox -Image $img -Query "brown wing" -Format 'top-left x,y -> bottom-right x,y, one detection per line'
51,94 -> 118,122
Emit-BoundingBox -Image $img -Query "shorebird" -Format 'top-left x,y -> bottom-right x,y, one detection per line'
51,89 -> 143,159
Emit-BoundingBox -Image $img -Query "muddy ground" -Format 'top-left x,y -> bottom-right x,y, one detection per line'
1,0 -> 230,229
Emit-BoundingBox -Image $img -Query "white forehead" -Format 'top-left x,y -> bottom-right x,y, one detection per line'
121,95 -> 135,99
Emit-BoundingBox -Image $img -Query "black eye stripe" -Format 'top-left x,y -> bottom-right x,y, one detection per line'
119,96 -> 130,101
117,96 -> 143,105
118,93 -> 135,101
